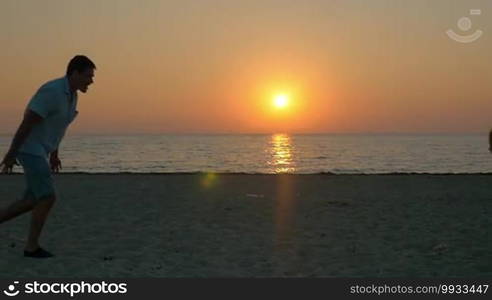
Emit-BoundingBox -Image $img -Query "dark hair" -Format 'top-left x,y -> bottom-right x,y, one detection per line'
66,55 -> 96,76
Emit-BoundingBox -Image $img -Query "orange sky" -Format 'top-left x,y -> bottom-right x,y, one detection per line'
1,0 -> 491,134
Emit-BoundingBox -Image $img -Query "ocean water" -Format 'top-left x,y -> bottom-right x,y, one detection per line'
0,134 -> 491,174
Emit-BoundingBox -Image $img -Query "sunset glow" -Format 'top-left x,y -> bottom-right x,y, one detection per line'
0,1 -> 491,134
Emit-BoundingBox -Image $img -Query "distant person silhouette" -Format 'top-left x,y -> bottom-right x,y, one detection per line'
489,129 -> 492,153
0,55 -> 96,258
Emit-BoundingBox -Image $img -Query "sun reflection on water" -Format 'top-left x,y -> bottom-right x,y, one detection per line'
267,134 -> 296,173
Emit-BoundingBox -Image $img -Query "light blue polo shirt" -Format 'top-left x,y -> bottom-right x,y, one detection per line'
19,77 -> 78,157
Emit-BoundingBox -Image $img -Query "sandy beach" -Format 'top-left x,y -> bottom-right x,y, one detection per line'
1,174 -> 490,278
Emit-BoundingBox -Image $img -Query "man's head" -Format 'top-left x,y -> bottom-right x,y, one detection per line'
66,55 -> 96,93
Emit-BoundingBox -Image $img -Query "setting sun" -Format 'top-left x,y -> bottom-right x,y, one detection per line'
273,94 -> 289,109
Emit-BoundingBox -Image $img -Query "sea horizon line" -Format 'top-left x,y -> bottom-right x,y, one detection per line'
0,132 -> 488,137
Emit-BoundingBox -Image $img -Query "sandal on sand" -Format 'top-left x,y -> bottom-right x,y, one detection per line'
24,247 -> 54,258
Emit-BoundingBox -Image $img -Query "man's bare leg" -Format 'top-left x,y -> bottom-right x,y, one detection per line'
25,196 -> 56,252
0,197 -> 35,224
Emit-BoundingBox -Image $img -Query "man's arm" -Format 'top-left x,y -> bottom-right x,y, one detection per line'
49,148 -> 62,173
7,109 -> 44,154
0,110 -> 43,173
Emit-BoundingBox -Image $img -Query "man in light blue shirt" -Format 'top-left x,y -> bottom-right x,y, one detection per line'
19,75 -> 79,157
0,55 -> 96,258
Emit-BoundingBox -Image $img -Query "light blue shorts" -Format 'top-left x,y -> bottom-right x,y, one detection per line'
17,152 -> 56,203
